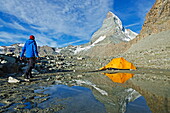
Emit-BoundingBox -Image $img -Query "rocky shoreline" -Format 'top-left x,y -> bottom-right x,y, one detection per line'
0,51 -> 170,112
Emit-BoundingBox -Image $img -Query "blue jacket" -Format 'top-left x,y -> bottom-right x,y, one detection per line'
20,39 -> 39,58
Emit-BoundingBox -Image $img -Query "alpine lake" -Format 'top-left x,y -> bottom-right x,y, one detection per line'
0,68 -> 169,113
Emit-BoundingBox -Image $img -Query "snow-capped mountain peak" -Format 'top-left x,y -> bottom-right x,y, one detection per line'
74,11 -> 138,54
90,11 -> 138,44
106,11 -> 123,30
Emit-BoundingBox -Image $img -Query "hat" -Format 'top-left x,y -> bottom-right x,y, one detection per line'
30,35 -> 35,40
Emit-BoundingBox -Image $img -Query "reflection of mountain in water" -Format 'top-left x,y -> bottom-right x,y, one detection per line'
35,85 -> 107,113
103,73 -> 134,83
35,82 -> 148,113
126,96 -> 151,113
76,73 -> 150,113
82,73 -> 154,113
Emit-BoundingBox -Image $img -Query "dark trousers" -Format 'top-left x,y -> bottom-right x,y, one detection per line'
24,58 -> 35,79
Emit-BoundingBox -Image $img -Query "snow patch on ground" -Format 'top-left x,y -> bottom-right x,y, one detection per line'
18,43 -> 24,47
74,35 -> 106,54
93,35 -> 106,45
123,29 -> 138,41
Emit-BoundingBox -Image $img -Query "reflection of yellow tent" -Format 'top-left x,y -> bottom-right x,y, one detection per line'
103,73 -> 134,83
100,57 -> 136,70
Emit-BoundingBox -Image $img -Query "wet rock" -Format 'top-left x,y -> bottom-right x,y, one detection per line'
22,66 -> 28,70
0,55 -> 21,75
0,55 -> 16,64
0,64 -> 3,69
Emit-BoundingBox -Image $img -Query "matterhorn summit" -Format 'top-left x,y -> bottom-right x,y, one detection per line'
74,11 -> 138,55
90,11 -> 137,44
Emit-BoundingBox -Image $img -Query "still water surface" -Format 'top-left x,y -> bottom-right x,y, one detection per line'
35,85 -> 107,113
34,72 -> 165,113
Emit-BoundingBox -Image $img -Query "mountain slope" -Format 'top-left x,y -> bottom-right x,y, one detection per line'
122,30 -> 170,69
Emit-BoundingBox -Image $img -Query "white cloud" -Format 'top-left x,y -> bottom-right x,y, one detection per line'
0,31 -> 58,47
0,0 -> 113,41
12,22 -> 27,31
124,23 -> 140,28
0,32 -> 26,43
0,18 -> 27,31
34,34 -> 58,47
60,39 -> 83,47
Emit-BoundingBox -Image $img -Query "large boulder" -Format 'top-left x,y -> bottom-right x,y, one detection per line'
0,55 -> 21,74
39,46 -> 58,56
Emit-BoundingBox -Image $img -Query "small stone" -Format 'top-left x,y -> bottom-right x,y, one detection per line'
8,76 -> 20,83
77,75 -> 83,78
56,75 -> 62,80
24,79 -> 30,82
1,60 -> 7,64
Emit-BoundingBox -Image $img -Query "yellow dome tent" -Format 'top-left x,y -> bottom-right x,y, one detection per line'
103,73 -> 134,83
100,57 -> 136,70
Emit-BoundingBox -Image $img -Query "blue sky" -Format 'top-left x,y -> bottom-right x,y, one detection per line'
0,0 -> 155,47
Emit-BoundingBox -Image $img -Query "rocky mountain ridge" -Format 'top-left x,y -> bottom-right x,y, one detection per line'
137,0 -> 170,39
90,11 -> 137,44
117,0 -> 170,69
0,43 -> 58,57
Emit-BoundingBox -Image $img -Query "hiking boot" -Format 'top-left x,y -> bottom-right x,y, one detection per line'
29,75 -> 33,78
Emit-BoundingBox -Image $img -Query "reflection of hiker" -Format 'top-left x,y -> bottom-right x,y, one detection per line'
20,35 -> 39,81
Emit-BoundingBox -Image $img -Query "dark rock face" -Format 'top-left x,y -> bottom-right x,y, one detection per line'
0,55 -> 20,75
138,0 -> 170,39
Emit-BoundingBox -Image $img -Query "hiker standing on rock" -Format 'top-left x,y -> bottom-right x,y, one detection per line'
20,35 -> 39,81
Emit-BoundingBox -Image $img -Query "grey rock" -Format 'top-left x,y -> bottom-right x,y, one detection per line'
1,60 -> 7,64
